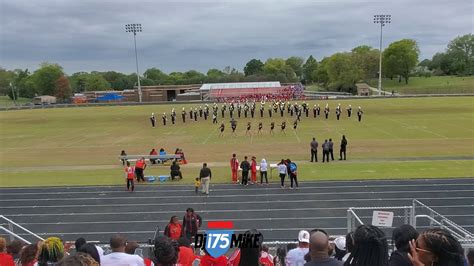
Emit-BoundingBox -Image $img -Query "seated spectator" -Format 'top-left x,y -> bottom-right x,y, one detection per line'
78,243 -> 101,264
408,228 -> 464,266
286,230 -> 310,266
304,231 -> 342,265
120,150 -> 128,166
6,239 -> 24,263
170,161 -> 183,180
152,236 -> 179,266
101,235 -> 144,266
37,237 -> 65,265
164,216 -> 183,240
159,148 -> 168,163
344,225 -> 388,266
200,247 -> 228,266
389,224 -> 419,266
0,237 -> 14,266
150,148 -> 158,164
260,245 -> 274,266
58,252 -> 99,266
177,237 -> 198,266
19,243 -> 39,266
175,148 -> 187,164
333,236 -> 347,261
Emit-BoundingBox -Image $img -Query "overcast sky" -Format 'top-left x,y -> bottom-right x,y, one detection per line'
1,0 -> 472,75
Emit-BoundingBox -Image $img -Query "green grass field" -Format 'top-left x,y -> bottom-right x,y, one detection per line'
369,76 -> 474,94
0,96 -> 32,108
0,97 -> 473,187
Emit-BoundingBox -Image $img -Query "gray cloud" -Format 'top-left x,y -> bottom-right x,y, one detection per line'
1,0 -> 472,74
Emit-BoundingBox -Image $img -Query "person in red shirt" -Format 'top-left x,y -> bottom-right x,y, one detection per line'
149,148 -> 158,164
164,216 -> 183,241
177,237 -> 198,266
0,237 -> 14,266
200,248 -> 227,266
135,157 -> 146,183
230,154 -> 239,184
125,161 -> 135,192
250,156 -> 257,184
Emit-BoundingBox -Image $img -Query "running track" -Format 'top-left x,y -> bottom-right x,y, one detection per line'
0,178 -> 473,243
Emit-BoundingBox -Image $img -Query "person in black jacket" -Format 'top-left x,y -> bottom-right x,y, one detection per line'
389,224 -> 419,266
340,135 -> 348,160
240,156 -> 251,186
182,208 -> 202,241
170,161 -> 183,180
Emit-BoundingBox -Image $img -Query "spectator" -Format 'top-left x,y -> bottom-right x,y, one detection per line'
328,139 -> 334,161
6,239 -> 24,263
0,237 -> 14,266
260,158 -> 268,184
278,159 -> 288,189
37,237 -> 65,266
322,140 -> 329,163
125,241 -> 154,266
260,245 -> 274,266
239,229 -> 263,266
152,236 -> 179,266
200,163 -> 212,195
287,159 -> 298,189
164,216 -> 183,241
339,136 -> 347,161
182,208 -> 202,241
344,225 -> 388,266
120,150 -> 128,166
389,224 -> 419,266
19,243 -> 39,266
251,156 -> 258,184
78,243 -> 101,264
101,235 -> 144,266
75,237 -> 87,252
200,247 -> 228,266
230,153 -> 239,184
177,237 -> 198,266
467,250 -> 474,266
342,232 -> 354,263
305,231 -> 343,266
135,157 -> 146,183
125,161 -> 135,192
170,161 -> 183,180
286,230 -> 310,266
408,228 -> 464,266
240,156 -> 251,186
150,148 -> 158,164
58,252 -> 99,266
333,236 -> 347,261
310,138 -> 318,162
274,246 -> 287,266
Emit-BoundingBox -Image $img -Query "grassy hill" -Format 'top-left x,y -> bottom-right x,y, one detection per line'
0,97 -> 473,187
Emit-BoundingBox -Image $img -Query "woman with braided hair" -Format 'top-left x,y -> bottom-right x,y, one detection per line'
344,224 -> 388,266
408,228 -> 464,266
37,237 -> 65,266
152,236 -> 179,266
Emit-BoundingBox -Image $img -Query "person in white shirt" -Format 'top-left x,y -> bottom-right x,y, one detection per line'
278,159 -> 288,189
101,235 -> 144,266
260,158 -> 268,184
286,230 -> 310,266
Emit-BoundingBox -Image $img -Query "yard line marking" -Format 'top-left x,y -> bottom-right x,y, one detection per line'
386,118 -> 449,139
2,183 -> 473,196
293,129 -> 301,143
363,122 -> 401,139
202,125 -> 219,144
5,204 -> 472,217
1,189 -> 473,202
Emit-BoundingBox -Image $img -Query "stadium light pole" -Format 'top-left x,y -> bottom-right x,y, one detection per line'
125,24 -> 143,102
373,14 -> 391,96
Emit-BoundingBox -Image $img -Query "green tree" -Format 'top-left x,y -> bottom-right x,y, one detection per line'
206,68 -> 226,83
325,53 -> 361,92
243,59 -> 264,76
54,75 -> 72,102
183,70 -> 206,84
143,68 -> 168,84
100,71 -> 135,90
85,73 -> 110,91
263,58 -> 297,82
383,39 -> 420,84
285,57 -> 304,79
29,63 -> 64,95
0,68 -> 15,97
446,34 -> 474,75
69,72 -> 89,93
351,45 -> 379,81
302,55 -> 318,84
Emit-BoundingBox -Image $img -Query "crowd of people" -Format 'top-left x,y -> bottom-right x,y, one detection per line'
148,101 -> 364,135
1,211 -> 472,266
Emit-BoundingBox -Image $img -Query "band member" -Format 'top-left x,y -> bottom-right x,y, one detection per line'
336,104 -> 341,120
260,104 -> 264,118
357,106 -> 363,122
258,122 -> 263,134
199,106 -> 203,117
189,108 -> 193,120
280,121 -> 286,134
316,104 -> 321,116
162,113 -> 167,126
245,122 -> 252,136
250,103 -> 255,118
212,112 -> 218,124
324,104 -> 329,119
280,104 -> 284,117
293,120 -> 298,131
270,122 -> 275,135
194,108 -> 198,121
230,119 -> 237,136
150,113 -> 156,127
219,123 -> 225,137
313,105 -> 317,118
268,105 -> 272,118
171,113 -> 176,124
237,104 -> 242,118
221,104 -> 225,118
347,104 -> 352,117
181,108 -> 186,123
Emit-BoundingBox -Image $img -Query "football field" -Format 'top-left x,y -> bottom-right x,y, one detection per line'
0,96 -> 473,187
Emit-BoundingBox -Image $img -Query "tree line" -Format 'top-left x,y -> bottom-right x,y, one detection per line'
0,34 -> 471,101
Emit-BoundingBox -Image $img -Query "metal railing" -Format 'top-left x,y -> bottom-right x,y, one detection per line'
0,215 -> 44,244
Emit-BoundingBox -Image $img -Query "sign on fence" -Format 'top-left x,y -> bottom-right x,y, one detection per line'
371,211 -> 394,227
